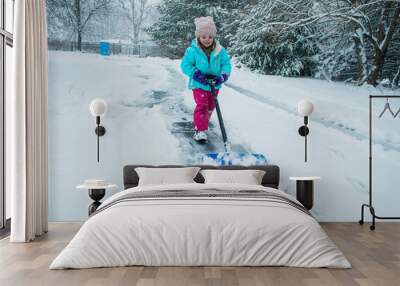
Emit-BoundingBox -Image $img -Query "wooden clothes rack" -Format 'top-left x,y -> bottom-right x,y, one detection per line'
359,95 -> 400,230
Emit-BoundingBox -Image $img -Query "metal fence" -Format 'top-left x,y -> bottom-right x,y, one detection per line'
48,39 -> 162,57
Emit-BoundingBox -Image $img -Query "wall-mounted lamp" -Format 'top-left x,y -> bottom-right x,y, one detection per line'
89,98 -> 107,162
297,99 -> 314,162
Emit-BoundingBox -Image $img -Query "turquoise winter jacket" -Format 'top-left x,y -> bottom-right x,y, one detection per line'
180,39 -> 232,91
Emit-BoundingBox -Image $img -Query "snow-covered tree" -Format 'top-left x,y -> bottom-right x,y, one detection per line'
118,0 -> 149,45
146,0 -> 246,58
215,0 -> 249,49
47,0 -> 110,50
283,0 -> 400,86
145,0 -> 190,57
348,1 -> 400,86
232,0 -> 319,76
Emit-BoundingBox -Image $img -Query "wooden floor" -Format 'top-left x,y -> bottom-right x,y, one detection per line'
0,222 -> 399,286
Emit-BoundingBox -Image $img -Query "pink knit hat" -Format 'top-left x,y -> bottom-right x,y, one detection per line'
194,16 -> 217,38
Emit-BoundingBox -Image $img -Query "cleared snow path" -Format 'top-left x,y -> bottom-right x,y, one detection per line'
144,64 -> 249,163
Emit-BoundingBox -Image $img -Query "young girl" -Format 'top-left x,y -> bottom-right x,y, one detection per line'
180,16 -> 232,142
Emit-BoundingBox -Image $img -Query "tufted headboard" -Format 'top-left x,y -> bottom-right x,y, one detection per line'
123,165 -> 280,190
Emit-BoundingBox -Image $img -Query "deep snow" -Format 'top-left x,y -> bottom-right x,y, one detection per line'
48,51 -> 400,222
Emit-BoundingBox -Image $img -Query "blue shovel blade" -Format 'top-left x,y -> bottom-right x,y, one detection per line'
202,152 -> 268,166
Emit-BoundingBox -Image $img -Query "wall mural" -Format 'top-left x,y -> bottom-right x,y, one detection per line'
47,0 -> 400,221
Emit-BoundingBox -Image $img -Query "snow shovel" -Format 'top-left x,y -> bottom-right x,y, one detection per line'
202,77 -> 268,166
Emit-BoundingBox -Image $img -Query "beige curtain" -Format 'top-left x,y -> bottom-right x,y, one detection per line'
9,0 -> 48,242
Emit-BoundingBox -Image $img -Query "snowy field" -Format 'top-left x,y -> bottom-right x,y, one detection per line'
48,51 -> 400,222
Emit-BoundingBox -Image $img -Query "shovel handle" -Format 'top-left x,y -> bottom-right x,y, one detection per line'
208,81 -> 229,151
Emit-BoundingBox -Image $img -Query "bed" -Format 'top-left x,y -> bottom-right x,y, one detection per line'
50,165 -> 350,269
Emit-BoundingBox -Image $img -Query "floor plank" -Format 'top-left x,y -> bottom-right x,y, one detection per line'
0,222 -> 399,286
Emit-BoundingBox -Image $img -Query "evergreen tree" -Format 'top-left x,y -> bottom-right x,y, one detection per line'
232,0 -> 319,77
146,0 -> 246,58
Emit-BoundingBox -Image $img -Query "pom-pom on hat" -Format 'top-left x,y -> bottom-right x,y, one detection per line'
194,16 -> 217,38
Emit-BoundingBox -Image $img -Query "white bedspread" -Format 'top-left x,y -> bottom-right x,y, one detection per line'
50,183 -> 351,269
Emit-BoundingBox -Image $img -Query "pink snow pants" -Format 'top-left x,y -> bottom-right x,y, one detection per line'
193,88 -> 219,131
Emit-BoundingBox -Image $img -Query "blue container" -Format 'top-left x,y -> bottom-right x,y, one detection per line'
99,41 -> 110,56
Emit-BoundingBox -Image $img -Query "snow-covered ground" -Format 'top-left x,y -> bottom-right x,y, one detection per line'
48,51 -> 400,222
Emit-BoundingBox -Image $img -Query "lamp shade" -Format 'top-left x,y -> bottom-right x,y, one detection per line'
89,98 -> 108,117
297,99 -> 314,116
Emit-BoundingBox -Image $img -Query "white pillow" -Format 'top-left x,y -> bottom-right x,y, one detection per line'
135,167 -> 200,186
200,169 -> 266,185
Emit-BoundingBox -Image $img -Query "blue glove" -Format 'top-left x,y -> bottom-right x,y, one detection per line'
193,70 -> 209,85
214,73 -> 229,85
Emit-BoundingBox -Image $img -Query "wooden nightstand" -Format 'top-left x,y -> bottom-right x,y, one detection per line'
77,180 -> 117,216
289,177 -> 321,210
